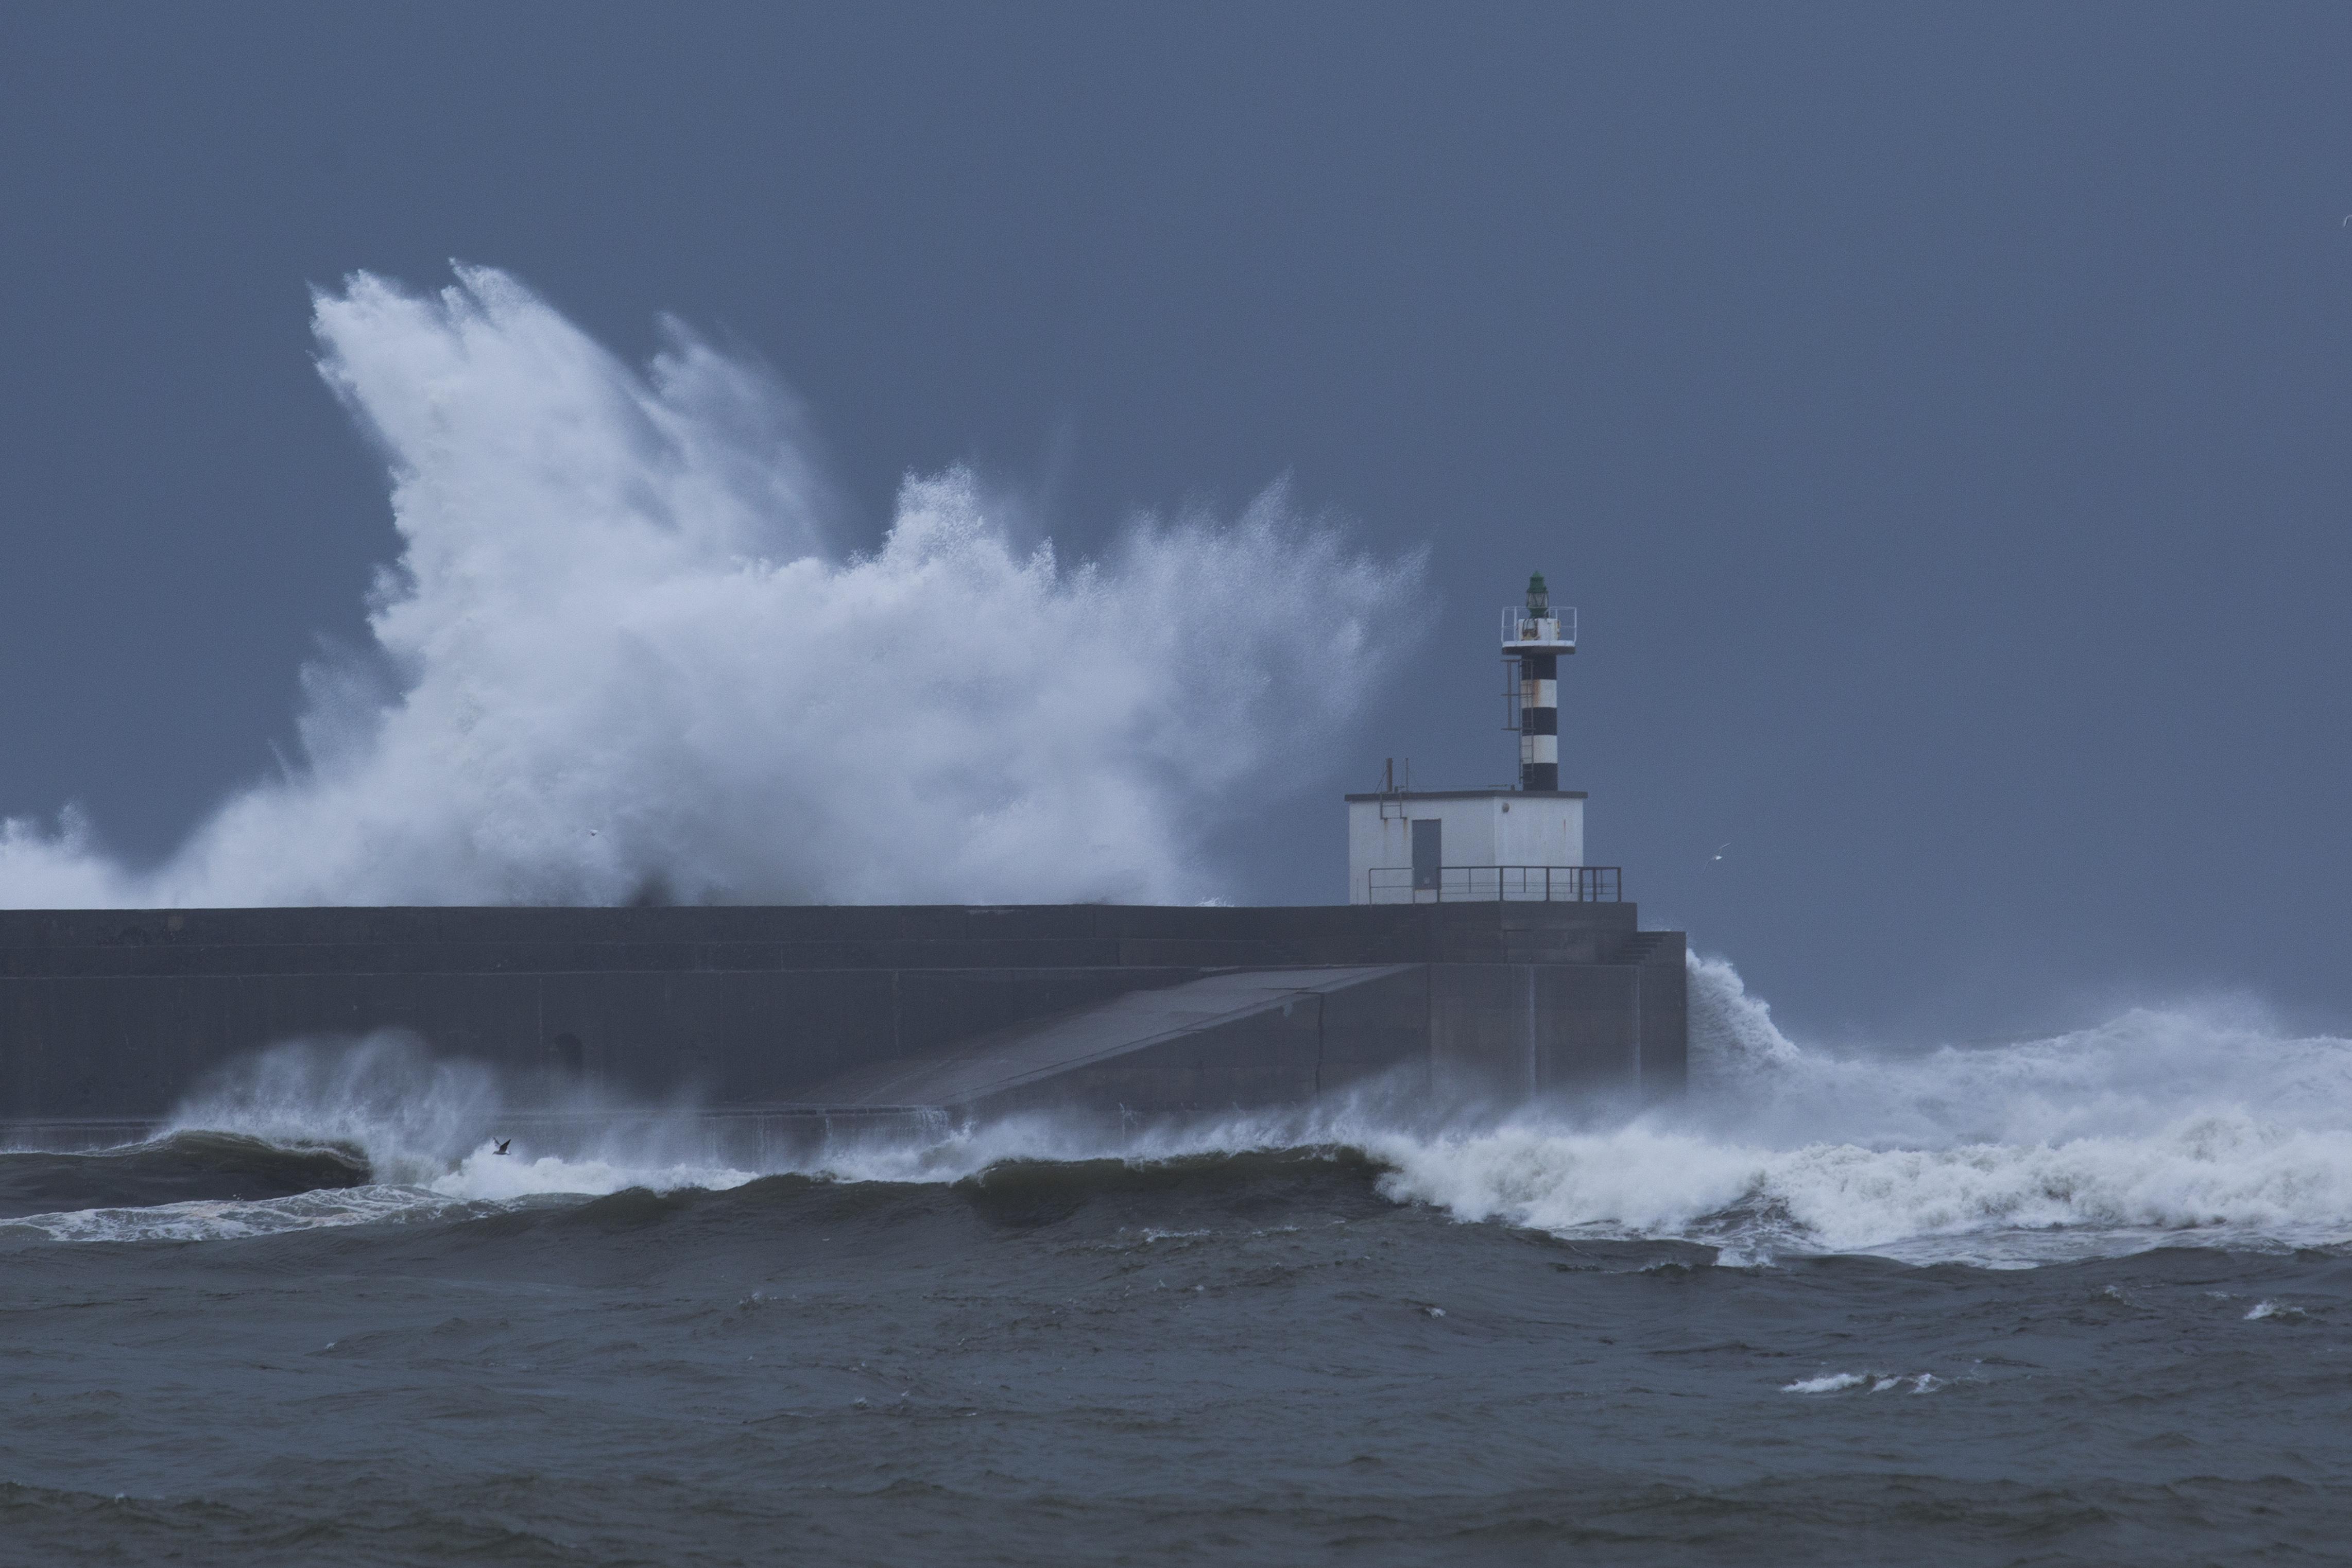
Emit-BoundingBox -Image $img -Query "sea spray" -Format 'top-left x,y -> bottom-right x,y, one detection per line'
50,951 -> 2352,1263
162,1032 -> 757,1200
717,956 -> 2352,1261
165,1034 -> 500,1186
0,265 -> 1427,909
1362,952 -> 2352,1261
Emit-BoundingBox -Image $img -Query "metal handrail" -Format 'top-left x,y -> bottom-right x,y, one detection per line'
1366,865 -> 1621,904
1500,607 -> 1576,646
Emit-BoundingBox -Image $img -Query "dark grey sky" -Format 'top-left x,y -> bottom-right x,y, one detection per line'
4,3 -> 2349,1042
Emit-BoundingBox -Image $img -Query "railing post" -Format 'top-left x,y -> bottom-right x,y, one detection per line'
1380,865 -> 1621,905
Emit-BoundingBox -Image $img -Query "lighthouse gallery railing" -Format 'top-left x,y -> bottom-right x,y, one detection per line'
1366,865 -> 1621,904
1501,606 -> 1577,645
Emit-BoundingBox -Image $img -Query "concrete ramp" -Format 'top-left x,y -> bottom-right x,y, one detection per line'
802,965 -> 1427,1118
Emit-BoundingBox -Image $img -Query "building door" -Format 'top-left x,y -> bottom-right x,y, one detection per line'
1411,818 -> 1442,892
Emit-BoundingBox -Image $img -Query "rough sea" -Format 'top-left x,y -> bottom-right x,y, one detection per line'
8,956 -> 2352,1567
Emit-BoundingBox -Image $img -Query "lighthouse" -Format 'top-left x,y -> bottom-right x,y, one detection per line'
1503,572 -> 1575,791
1342,571 -> 1607,904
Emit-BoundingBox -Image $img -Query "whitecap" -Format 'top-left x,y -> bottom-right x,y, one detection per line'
1782,1372 -> 1870,1394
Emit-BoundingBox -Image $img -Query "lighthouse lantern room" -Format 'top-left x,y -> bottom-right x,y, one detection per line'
1344,573 -> 1608,904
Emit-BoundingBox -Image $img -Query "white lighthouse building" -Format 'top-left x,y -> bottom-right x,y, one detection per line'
1344,573 -> 1612,904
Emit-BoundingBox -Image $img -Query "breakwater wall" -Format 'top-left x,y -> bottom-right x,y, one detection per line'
0,902 -> 1685,1135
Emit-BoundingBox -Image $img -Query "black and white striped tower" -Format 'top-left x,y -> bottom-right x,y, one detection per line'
1503,572 -> 1575,791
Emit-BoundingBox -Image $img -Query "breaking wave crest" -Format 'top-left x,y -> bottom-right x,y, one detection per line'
1365,954 -> 2352,1264
3,1037 -> 763,1243
0,265 -> 1425,908
174,1032 -> 760,1197
13,957 -> 2352,1264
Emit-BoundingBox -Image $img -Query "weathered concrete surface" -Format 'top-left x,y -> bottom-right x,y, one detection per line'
804,967 -> 1424,1117
0,903 -> 1686,1130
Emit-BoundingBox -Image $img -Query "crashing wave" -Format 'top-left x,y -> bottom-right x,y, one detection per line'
0,265 -> 1426,909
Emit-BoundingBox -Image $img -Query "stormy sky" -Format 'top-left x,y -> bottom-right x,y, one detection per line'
3,3 -> 2348,1041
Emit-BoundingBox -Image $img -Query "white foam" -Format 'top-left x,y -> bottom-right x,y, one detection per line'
52,919 -> 2352,1269
1355,955 -> 2352,1265
713,985 -> 2352,1267
431,1144 -> 757,1202
4,1147 -> 761,1245
0,265 -> 1424,908
1782,1371 -> 1942,1395
1365,1112 -> 2352,1262
1783,1372 -> 1869,1393
1,1185 -> 479,1244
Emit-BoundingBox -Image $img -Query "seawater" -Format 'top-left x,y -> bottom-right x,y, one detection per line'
6,956 -> 2352,1566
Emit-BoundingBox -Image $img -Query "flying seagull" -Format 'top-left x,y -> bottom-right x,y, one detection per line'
493,1139 -> 511,1156
1711,842 -> 1730,862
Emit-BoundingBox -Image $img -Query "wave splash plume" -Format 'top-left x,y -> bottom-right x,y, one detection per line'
0,265 -> 1424,908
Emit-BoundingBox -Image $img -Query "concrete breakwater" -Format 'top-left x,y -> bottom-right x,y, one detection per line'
0,902 -> 1684,1147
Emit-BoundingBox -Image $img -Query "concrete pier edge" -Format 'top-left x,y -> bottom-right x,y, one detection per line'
0,902 -> 1686,1142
